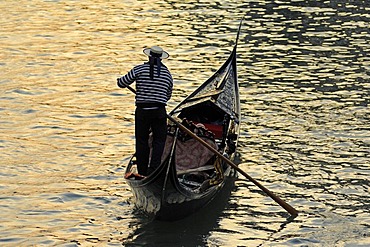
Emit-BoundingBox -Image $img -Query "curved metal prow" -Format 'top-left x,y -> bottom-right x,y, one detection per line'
235,17 -> 244,47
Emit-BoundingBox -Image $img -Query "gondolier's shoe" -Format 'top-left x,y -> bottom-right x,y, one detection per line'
124,172 -> 146,180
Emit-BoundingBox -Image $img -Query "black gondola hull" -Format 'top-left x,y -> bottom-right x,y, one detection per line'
126,116 -> 239,220
126,155 -> 237,221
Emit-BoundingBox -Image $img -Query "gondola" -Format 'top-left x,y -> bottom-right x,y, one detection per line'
124,21 -> 242,221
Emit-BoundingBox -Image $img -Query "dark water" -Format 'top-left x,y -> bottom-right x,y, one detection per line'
0,0 -> 369,246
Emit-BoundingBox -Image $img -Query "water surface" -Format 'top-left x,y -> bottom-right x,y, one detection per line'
0,0 -> 369,246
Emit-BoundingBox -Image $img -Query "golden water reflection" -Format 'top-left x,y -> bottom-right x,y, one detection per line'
0,0 -> 369,246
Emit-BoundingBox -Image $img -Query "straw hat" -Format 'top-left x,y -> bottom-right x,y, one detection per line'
143,46 -> 169,59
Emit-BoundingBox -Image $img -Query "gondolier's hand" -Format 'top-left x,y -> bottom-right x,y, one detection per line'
117,77 -> 126,88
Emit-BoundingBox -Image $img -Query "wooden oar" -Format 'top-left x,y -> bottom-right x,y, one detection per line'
121,83 -> 298,217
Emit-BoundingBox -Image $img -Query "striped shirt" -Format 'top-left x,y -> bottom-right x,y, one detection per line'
117,62 -> 173,105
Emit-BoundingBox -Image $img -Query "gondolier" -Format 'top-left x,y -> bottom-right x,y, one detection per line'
117,46 -> 173,176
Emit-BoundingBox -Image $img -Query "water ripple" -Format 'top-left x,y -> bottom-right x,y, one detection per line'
0,0 -> 369,246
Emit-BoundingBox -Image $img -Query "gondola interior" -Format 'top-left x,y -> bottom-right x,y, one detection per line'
126,98 -> 237,192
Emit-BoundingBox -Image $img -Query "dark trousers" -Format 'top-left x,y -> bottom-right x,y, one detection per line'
135,106 -> 167,175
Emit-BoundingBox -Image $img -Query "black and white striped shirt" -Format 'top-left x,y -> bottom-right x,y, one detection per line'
118,62 -> 173,105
